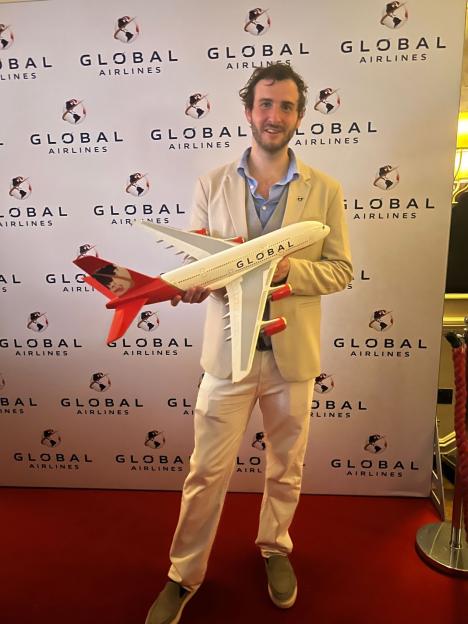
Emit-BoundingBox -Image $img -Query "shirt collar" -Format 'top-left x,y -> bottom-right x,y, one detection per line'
237,148 -> 299,186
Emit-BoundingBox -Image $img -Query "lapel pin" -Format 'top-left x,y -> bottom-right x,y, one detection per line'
297,197 -> 303,201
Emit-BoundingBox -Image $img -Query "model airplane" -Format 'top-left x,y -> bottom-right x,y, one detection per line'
73,220 -> 330,381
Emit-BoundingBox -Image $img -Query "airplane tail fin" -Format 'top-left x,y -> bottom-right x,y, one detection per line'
73,255 -> 153,299
73,255 -> 152,342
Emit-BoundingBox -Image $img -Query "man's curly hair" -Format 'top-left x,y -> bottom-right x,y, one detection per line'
239,63 -> 308,116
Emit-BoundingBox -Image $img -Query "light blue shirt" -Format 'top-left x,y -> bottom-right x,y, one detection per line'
237,148 -> 299,228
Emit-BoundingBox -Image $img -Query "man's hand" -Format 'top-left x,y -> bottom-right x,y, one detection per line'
272,257 -> 290,284
171,286 -> 211,307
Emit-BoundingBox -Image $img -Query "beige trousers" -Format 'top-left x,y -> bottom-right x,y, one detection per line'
168,350 -> 314,590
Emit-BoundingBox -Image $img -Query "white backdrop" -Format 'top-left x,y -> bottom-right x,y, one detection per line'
0,0 -> 465,495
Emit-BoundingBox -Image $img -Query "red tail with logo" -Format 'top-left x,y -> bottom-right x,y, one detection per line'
73,255 -> 182,343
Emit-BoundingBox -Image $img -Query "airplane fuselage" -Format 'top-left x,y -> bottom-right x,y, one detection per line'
161,221 -> 328,291
75,219 -> 330,360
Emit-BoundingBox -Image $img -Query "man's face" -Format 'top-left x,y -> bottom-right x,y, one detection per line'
245,78 -> 303,154
109,266 -> 134,296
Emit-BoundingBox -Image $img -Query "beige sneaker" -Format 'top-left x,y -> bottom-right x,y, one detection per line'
145,581 -> 197,624
264,555 -> 297,609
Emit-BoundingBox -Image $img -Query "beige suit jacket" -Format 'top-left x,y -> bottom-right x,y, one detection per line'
190,157 -> 353,382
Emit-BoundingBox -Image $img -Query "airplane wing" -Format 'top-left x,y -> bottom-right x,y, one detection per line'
226,259 -> 279,383
137,220 -> 235,261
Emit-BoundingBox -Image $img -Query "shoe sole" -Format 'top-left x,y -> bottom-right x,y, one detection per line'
144,587 -> 198,624
268,583 -> 297,609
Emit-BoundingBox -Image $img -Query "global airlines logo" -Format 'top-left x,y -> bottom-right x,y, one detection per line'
116,453 -> 185,472
0,373 -> 5,391
41,429 -> 61,448
373,165 -> 399,191
331,435 -> 419,478
13,431 -> 93,470
114,16 -> 140,43
126,173 -> 149,197
339,3 -> 446,64
62,99 -> 86,125
0,23 -> 53,81
0,23 -> 14,50
116,432 -> 185,472
369,310 -> 394,332
314,88 -> 340,115
185,93 -> 210,120
364,434 -> 388,454
27,311 -> 48,333
108,334 -> 194,357
252,431 -> 266,451
150,113 -> 248,151
94,177 -> 184,226
333,309 -> 428,358
311,374 -> 368,419
145,430 -> 165,449
9,176 -> 31,200
79,17 -> 179,78
137,311 -> 160,332
89,372 -> 111,392
380,2 -> 408,29
77,244 -> 98,259
150,122 -> 247,151
60,373 -> 143,415
244,8 -> 271,35
1,312 -> 83,357
314,373 -> 334,394
294,102 -> 377,148
207,9 -> 309,70
30,99 -> 125,155
344,167 -> 436,221
3,176 -> 69,229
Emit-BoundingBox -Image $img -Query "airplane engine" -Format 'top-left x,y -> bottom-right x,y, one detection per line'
269,284 -> 292,301
261,316 -> 287,337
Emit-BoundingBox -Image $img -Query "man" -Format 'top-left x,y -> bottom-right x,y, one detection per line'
145,63 -> 352,624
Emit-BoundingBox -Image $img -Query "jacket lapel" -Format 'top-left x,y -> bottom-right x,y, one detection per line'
223,163 -> 249,238
282,159 -> 313,226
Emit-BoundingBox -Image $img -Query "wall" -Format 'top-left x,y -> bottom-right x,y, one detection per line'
0,0 -> 466,495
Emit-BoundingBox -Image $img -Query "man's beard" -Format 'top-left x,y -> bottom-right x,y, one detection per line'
250,121 -> 297,154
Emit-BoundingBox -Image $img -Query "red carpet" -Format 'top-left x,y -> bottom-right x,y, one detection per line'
1,488 -> 467,624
